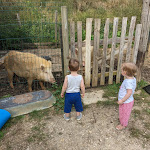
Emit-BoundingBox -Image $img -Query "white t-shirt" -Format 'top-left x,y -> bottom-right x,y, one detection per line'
118,77 -> 136,103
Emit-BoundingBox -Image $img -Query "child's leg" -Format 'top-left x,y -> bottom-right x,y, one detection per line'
74,93 -> 83,117
119,100 -> 134,127
76,112 -> 80,116
64,93 -> 72,117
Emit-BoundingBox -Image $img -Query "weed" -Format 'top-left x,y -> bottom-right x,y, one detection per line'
129,127 -> 141,138
101,82 -> 121,98
133,109 -> 141,118
97,99 -> 117,106
137,80 -> 148,90
29,109 -> 49,120
0,94 -> 12,99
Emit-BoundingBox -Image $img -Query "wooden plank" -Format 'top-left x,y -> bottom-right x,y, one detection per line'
55,10 -> 58,47
126,16 -> 136,62
116,17 -> 128,84
132,24 -> 142,64
70,21 -> 75,58
92,19 -> 101,87
85,18 -> 93,87
100,18 -> 109,85
108,17 -> 119,85
77,21 -> 83,75
61,6 -> 69,76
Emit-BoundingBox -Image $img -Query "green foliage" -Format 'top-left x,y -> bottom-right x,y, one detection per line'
101,82 -> 121,98
0,94 -> 12,99
97,99 -> 118,106
137,80 -> 148,90
29,109 -> 49,120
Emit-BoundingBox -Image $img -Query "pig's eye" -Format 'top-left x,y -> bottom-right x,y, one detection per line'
45,72 -> 48,74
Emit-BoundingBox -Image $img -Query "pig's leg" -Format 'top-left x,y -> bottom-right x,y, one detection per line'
27,78 -> 33,92
39,81 -> 46,90
7,69 -> 14,89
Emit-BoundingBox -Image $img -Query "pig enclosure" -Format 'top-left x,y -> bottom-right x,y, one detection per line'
0,2 -> 64,97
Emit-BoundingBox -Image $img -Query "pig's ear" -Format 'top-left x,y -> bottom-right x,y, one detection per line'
75,48 -> 78,55
41,65 -> 45,71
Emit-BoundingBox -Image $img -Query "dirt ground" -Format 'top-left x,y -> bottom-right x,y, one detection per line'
0,47 -> 150,150
0,101 -> 150,150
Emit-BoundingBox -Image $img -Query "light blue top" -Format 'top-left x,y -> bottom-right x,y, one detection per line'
118,77 -> 136,103
66,74 -> 82,93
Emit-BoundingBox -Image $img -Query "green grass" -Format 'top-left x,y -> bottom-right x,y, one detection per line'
29,108 -> 50,120
27,123 -> 47,143
101,82 -> 121,98
97,99 -> 118,106
0,94 -> 12,99
129,127 -> 150,140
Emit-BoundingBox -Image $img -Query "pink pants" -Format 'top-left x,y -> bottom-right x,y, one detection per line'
119,100 -> 134,127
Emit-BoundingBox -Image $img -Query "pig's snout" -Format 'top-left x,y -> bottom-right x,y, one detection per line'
50,78 -> 56,83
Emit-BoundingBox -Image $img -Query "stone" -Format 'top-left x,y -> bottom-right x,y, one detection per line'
0,90 -> 56,117
82,88 -> 106,105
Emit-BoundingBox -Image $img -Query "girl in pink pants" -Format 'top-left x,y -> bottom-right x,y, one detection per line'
116,63 -> 137,130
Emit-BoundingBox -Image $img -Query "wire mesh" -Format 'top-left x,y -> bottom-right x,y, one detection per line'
0,1 -> 64,97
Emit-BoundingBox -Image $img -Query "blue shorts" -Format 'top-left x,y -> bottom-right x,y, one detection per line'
64,92 -> 83,113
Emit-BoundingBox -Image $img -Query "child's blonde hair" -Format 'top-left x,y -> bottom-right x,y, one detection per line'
121,62 -> 137,77
69,58 -> 79,71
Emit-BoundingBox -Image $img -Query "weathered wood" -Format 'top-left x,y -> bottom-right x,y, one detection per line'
100,18 -> 109,85
132,24 -> 142,64
85,18 -> 93,87
116,17 -> 128,84
136,0 -> 150,82
77,21 -> 83,75
61,6 -> 69,76
55,10 -> 58,47
108,17 -> 119,84
92,19 -> 101,87
70,21 -> 75,58
126,16 -> 136,62
74,37 -> 128,47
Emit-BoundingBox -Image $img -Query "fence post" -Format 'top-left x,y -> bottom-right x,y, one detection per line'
55,10 -> 58,47
61,6 -> 69,77
136,0 -> 150,82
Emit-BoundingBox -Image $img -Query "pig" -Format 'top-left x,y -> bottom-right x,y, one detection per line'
4,51 -> 55,92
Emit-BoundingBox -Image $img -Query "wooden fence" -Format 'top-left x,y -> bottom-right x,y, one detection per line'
61,7 -> 142,87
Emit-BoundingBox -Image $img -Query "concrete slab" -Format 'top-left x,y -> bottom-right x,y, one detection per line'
0,90 -> 56,117
82,88 -> 106,105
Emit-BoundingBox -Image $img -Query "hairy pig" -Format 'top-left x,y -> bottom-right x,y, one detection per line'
4,51 -> 55,92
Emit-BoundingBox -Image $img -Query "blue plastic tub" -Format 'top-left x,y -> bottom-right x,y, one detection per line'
0,109 -> 11,129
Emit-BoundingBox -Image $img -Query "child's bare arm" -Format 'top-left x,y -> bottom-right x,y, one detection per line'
117,89 -> 132,104
61,76 -> 68,98
81,77 -> 85,98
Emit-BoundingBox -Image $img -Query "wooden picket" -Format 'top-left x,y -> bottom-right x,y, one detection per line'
116,17 -> 128,84
100,18 -> 109,85
108,17 -> 119,85
92,19 -> 101,87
